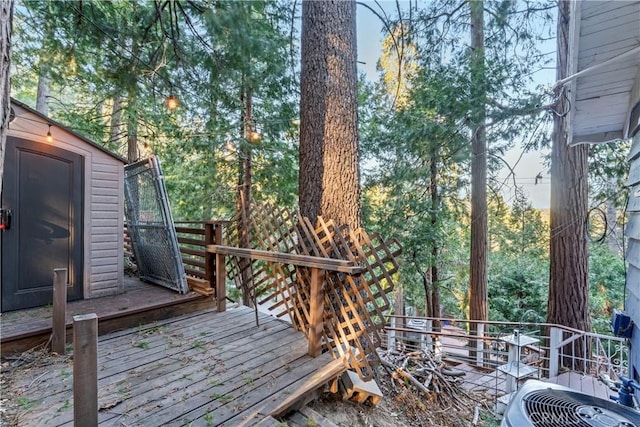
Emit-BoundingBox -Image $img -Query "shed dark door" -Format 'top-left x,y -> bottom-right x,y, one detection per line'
1,136 -> 84,312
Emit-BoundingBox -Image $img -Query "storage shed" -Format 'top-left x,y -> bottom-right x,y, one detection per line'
1,99 -> 127,312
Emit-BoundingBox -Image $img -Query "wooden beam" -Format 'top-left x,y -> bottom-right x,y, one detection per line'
216,252 -> 227,312
73,313 -> 98,427
51,268 -> 68,355
308,267 -> 324,357
187,276 -> 214,297
207,245 -> 363,274
204,222 -> 215,290
269,357 -> 347,418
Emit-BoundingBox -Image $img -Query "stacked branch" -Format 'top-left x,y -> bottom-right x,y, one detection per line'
377,348 -> 474,412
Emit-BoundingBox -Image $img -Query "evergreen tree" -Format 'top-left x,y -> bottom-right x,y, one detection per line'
0,0 -> 12,192
547,1 -> 591,364
299,0 -> 360,229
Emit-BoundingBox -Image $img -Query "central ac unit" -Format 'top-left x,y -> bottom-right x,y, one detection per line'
501,380 -> 640,427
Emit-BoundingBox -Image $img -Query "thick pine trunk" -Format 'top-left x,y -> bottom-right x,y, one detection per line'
299,0 -> 361,229
547,0 -> 591,370
469,0 -> 487,323
0,0 -> 13,192
468,0 -> 487,363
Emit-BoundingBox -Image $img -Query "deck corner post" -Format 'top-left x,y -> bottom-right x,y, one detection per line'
204,222 -> 215,290
549,326 -> 561,378
52,268 -> 68,355
388,316 -> 396,351
308,267 -> 325,357
476,322 -> 485,367
215,252 -> 227,312
425,319 -> 433,352
73,313 -> 98,427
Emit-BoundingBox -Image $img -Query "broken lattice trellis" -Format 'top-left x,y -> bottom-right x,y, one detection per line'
222,201 -> 402,380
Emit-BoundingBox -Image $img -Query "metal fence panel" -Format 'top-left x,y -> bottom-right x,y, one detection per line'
124,156 -> 188,294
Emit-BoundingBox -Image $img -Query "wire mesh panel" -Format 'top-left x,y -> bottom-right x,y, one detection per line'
124,156 -> 188,294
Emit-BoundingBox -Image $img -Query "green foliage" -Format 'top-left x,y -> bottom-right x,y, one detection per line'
10,0 -> 629,334
487,192 -> 549,321
588,244 -> 625,334
488,253 -> 548,322
13,0 -> 300,221
361,0 -> 555,321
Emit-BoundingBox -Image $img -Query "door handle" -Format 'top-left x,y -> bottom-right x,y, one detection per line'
0,209 -> 11,230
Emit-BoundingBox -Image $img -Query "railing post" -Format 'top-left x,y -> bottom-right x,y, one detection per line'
308,267 -> 324,357
476,322 -> 485,367
389,317 -> 396,351
73,313 -> 98,427
215,252 -> 227,312
52,268 -> 68,355
549,327 -> 561,378
204,222 -> 215,290
425,319 -> 433,352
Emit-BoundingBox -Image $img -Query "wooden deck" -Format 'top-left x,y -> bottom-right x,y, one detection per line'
1,276 -> 216,355
544,371 -> 612,400
451,362 -> 611,401
7,305 -> 345,426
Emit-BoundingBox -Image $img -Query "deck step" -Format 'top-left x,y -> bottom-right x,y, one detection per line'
254,415 -> 285,426
285,407 -> 339,427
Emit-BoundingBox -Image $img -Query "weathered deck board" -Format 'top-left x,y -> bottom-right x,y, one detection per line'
1,276 -> 216,355
11,306 -> 342,426
285,407 -> 339,427
545,371 -> 611,400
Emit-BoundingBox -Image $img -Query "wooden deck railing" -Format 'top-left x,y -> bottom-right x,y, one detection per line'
207,244 -> 365,357
174,221 -> 228,286
125,220 -> 230,291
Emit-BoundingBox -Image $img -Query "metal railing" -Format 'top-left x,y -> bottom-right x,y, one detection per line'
383,314 -> 629,382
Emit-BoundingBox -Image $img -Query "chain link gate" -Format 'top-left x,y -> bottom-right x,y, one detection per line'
124,156 -> 188,293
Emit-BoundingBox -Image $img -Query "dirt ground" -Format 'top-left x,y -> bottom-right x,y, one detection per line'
304,369 -> 499,427
0,345 -> 499,427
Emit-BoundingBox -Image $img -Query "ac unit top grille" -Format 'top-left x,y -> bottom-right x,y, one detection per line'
522,389 -> 638,427
502,381 -> 640,427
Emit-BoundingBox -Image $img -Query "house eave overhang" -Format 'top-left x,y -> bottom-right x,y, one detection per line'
563,0 -> 640,146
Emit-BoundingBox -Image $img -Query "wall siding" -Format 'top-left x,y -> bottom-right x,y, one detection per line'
90,158 -> 124,297
627,132 -> 640,382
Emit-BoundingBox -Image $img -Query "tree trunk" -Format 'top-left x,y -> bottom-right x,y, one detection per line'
0,0 -> 13,192
237,84 -> 254,307
429,155 -> 441,328
109,96 -> 123,148
299,0 -> 361,230
469,0 -> 487,323
35,68 -> 50,116
547,0 -> 591,370
126,107 -> 138,163
468,0 -> 487,363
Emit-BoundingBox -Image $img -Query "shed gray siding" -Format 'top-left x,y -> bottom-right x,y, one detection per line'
90,159 -> 124,296
626,131 -> 640,382
8,102 -> 125,299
